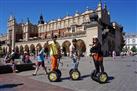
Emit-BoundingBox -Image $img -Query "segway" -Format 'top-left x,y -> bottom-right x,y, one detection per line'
48,57 -> 62,82
69,60 -> 81,80
91,70 -> 108,83
48,69 -> 62,82
69,68 -> 81,80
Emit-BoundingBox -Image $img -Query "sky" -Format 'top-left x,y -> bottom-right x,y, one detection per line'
0,0 -> 136,35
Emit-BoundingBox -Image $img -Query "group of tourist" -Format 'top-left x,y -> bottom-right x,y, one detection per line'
2,35 -> 105,76
31,35 -> 105,76
3,49 -> 32,73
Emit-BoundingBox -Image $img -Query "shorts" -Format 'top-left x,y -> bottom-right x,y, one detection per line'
93,53 -> 103,61
36,61 -> 45,67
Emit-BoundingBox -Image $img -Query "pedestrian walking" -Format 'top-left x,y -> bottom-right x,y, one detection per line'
24,51 -> 32,63
32,46 -> 48,76
10,50 -> 18,73
112,50 -> 116,60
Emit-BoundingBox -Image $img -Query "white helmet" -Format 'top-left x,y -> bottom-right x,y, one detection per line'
93,36 -> 98,38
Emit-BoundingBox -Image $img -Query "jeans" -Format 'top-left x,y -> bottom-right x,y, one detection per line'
71,57 -> 79,70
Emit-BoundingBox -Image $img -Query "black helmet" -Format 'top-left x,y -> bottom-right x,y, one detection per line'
72,39 -> 77,42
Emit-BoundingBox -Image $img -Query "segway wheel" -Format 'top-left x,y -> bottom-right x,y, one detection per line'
69,69 -> 73,76
48,71 -> 59,82
98,72 -> 108,83
56,69 -> 62,78
70,69 -> 81,80
91,70 -> 96,79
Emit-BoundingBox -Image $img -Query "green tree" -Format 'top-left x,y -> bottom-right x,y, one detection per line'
122,47 -> 128,52
131,46 -> 137,52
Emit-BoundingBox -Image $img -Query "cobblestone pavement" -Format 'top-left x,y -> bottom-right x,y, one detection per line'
0,56 -> 137,91
0,73 -> 73,91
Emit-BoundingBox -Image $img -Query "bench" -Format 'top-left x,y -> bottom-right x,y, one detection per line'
0,63 -> 35,74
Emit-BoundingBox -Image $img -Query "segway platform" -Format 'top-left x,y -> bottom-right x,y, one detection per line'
48,69 -> 62,82
69,69 -> 81,80
91,70 -> 108,83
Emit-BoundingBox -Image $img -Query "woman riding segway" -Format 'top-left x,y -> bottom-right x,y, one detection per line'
90,37 -> 108,83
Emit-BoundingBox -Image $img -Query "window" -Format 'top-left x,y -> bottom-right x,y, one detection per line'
128,39 -> 130,44
72,26 -> 75,32
61,21 -> 64,28
79,16 -> 83,24
57,22 -> 60,29
132,39 -> 135,44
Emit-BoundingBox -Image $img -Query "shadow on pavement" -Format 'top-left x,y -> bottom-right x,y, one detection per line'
81,74 -> 91,79
0,83 -> 24,89
61,74 -> 91,81
61,77 -> 70,80
108,76 -> 115,81
134,71 -> 137,74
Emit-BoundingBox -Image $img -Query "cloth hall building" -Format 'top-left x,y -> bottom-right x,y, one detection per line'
0,1 -> 124,56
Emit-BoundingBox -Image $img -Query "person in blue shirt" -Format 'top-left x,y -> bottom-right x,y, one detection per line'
33,46 -> 48,76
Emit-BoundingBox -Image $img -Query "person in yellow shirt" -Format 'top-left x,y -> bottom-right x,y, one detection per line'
49,35 -> 60,71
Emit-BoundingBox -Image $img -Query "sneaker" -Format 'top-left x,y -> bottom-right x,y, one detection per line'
13,70 -> 18,73
32,73 -> 36,76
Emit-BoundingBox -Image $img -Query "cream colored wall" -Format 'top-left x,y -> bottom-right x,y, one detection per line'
0,36 -> 7,41
85,26 -> 99,56
38,13 -> 91,34
14,35 -> 87,54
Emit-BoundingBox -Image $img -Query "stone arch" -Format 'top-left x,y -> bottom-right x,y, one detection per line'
77,39 -> 86,56
30,44 -> 35,55
15,46 -> 19,53
36,43 -> 42,55
19,45 -> 24,54
43,42 -> 49,53
24,45 -> 29,53
36,43 -> 42,49
62,41 -> 71,56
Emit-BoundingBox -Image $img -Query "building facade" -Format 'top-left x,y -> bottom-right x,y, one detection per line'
0,1 -> 124,56
124,34 -> 137,50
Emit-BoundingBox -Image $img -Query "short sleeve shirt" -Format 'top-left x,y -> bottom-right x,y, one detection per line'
37,48 -> 45,62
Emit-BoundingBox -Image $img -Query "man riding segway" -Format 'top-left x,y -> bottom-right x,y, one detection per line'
48,35 -> 61,82
69,39 -> 81,80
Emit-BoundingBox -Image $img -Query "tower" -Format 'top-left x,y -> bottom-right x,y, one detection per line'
23,17 -> 31,41
102,2 -> 111,25
96,0 -> 103,19
7,15 -> 16,51
38,14 -> 45,24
